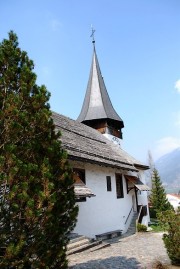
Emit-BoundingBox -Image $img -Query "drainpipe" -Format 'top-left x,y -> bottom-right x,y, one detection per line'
135,187 -> 138,212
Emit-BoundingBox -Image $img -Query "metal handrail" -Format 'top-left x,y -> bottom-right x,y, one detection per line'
137,205 -> 143,224
125,206 -> 133,225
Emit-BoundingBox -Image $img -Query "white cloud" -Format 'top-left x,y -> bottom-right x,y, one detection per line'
153,136 -> 180,160
50,19 -> 62,32
175,79 -> 180,93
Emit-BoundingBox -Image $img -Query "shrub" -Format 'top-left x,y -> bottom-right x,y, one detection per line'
151,260 -> 168,269
137,223 -> 147,232
158,209 -> 180,265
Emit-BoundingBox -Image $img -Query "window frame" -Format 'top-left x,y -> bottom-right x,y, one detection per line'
115,174 -> 124,199
106,176 -> 112,191
73,168 -> 86,202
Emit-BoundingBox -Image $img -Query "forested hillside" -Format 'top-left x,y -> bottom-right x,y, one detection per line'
155,148 -> 180,192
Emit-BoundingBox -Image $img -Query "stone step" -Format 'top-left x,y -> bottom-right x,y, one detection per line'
129,224 -> 136,228
128,225 -> 136,230
127,228 -> 136,231
90,242 -> 111,252
123,213 -> 138,237
68,233 -> 80,240
67,240 -> 103,255
129,223 -> 136,227
96,230 -> 122,240
67,237 -> 90,251
68,235 -> 87,245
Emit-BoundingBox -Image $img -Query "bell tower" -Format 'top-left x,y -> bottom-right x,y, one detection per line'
77,29 -> 124,142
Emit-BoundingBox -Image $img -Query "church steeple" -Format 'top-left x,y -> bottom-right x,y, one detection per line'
77,33 -> 124,139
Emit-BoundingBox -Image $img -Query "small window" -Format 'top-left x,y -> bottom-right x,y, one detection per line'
76,197 -> 86,202
106,176 -> 112,191
116,174 -> 124,198
73,168 -> 86,202
73,168 -> 85,184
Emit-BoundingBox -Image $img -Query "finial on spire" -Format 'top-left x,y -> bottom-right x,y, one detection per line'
90,25 -> 96,44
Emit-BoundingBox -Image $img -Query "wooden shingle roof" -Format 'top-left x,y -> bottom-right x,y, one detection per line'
52,112 -> 147,172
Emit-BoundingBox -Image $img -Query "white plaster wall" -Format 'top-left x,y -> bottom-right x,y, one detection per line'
127,170 -> 149,209
137,170 -> 150,223
73,163 -> 133,238
103,133 -> 121,147
137,191 -> 149,207
142,215 -> 149,226
167,194 -> 180,211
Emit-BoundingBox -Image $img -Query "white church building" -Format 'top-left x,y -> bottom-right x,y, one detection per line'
52,38 -> 150,239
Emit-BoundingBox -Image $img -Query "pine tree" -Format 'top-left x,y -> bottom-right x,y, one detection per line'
0,31 -> 78,268
146,150 -> 154,190
150,168 -> 173,216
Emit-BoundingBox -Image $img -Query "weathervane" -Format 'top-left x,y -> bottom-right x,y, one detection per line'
90,25 -> 96,44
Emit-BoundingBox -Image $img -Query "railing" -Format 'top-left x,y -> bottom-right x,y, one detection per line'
125,206 -> 133,225
137,205 -> 147,224
142,205 -> 147,216
137,205 -> 143,224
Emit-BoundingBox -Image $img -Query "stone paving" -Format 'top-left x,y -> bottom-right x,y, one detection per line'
68,232 -> 171,269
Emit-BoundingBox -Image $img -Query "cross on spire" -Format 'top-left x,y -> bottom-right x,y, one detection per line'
77,37 -> 124,139
90,25 -> 96,44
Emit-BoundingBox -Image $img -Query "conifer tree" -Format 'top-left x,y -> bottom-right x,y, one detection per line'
146,150 -> 154,191
150,168 -> 173,216
0,31 -> 78,268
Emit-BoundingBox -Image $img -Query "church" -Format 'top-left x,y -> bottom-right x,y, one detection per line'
52,35 -> 150,239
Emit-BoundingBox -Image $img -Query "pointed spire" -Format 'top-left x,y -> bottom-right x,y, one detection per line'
77,35 -> 124,139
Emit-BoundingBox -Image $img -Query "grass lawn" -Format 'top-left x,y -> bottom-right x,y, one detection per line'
149,224 -> 166,232
149,218 -> 168,232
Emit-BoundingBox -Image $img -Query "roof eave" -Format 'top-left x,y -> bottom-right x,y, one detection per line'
68,155 -> 138,172
134,163 -> 149,170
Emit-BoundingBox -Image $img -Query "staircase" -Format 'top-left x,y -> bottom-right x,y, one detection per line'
67,234 -> 110,255
122,212 -> 138,238
67,214 -> 138,255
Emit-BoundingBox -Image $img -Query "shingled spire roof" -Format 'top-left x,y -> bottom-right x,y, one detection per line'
77,43 -> 124,131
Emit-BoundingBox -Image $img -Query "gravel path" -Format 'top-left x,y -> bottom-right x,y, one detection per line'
68,232 -> 171,269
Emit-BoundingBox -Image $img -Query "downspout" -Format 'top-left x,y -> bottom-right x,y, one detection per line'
135,187 -> 138,212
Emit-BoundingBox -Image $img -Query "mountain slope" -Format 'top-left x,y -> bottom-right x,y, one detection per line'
155,148 -> 180,189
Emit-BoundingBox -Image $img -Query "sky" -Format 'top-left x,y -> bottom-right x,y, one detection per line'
1,0 -> 180,163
